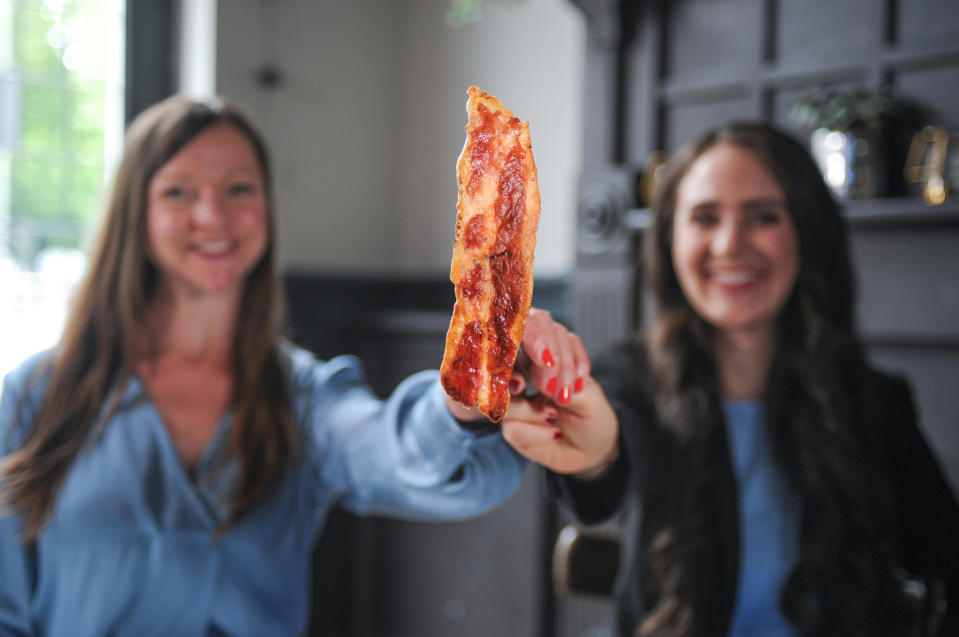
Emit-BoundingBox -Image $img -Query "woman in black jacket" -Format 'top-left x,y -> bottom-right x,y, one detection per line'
504,122 -> 959,636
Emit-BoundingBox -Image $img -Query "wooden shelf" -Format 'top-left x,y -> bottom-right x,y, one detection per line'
843,198 -> 959,228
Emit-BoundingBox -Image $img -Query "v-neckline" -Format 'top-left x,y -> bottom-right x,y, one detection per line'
127,374 -> 235,526
130,372 -> 232,474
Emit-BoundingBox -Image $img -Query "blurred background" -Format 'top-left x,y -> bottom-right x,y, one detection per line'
0,1 -> 957,636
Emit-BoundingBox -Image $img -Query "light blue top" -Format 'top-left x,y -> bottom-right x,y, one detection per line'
724,401 -> 800,637
0,346 -> 527,637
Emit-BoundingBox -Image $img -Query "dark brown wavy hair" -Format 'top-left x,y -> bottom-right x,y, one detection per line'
639,122 -> 902,636
0,96 -> 295,539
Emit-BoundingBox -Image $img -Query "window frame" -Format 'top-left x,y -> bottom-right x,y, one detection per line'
124,0 -> 176,125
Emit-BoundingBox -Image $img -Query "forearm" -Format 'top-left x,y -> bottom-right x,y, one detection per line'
331,372 -> 526,520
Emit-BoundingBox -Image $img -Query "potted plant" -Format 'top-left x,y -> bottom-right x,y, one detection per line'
788,84 -> 903,199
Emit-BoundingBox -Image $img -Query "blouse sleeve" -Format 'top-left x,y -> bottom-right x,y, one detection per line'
291,350 -> 527,521
0,365 -> 40,636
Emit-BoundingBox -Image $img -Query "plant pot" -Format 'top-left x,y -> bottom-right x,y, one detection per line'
810,127 -> 888,200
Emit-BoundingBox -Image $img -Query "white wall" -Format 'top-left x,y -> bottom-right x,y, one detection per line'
214,0 -> 584,277
397,0 -> 584,277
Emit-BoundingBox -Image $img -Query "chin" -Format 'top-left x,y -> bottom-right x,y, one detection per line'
188,276 -> 244,298
712,314 -> 777,334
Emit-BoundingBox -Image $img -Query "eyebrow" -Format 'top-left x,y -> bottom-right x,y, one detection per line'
686,201 -> 719,212
682,196 -> 788,214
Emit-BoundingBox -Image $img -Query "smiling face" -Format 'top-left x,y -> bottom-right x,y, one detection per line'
671,142 -> 799,340
146,123 -> 268,302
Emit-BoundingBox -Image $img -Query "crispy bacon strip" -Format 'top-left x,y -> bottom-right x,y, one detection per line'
440,86 -> 541,422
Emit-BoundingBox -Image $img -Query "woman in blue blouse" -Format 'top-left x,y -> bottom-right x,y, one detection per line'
0,96 -> 589,636
503,122 -> 959,636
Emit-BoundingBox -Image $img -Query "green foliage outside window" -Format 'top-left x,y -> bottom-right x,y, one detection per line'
5,0 -> 117,269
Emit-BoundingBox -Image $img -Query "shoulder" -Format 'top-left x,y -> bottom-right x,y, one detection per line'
854,365 -> 915,428
860,365 -> 912,400
852,364 -> 930,468
1,349 -> 56,452
2,349 -> 56,407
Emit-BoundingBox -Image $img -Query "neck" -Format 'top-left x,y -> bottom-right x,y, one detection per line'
145,283 -> 239,368
714,326 -> 776,401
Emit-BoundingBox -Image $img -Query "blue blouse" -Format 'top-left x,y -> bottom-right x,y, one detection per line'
724,401 -> 800,637
0,346 -> 527,637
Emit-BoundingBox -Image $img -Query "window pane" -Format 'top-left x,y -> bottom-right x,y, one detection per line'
0,0 -> 125,380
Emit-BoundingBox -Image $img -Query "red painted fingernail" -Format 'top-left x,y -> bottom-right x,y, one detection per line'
574,377 -> 584,393
542,348 -> 555,367
545,412 -> 558,425
547,377 -> 558,394
509,379 -> 520,393
559,387 -> 570,404
552,430 -> 564,440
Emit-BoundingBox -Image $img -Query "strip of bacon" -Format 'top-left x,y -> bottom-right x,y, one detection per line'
440,86 -> 541,423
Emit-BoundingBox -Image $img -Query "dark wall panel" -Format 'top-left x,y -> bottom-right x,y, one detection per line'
664,0 -> 760,79
894,64 -> 959,129
897,0 -> 959,48
851,228 -> 959,339
775,0 -> 878,62
665,96 -> 755,152
125,0 -> 175,124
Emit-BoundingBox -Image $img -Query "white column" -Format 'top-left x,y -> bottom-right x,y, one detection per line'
178,0 -> 218,98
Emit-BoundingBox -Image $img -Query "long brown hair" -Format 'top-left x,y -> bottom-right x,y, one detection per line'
639,122 -> 900,636
0,96 -> 295,538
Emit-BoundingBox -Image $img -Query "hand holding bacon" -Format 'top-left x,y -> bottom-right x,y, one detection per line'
443,308 -> 594,431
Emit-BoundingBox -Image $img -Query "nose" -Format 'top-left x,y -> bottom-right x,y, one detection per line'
191,188 -> 227,228
712,216 -> 745,256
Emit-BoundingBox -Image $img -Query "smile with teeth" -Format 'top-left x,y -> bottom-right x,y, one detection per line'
191,240 -> 235,256
710,269 -> 760,285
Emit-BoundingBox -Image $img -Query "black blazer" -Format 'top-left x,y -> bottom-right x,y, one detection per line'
552,341 -> 959,637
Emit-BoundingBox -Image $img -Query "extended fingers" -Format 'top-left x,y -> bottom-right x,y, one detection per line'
569,331 -> 590,392
520,308 -> 591,402
550,324 -> 576,404
522,308 -> 557,369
